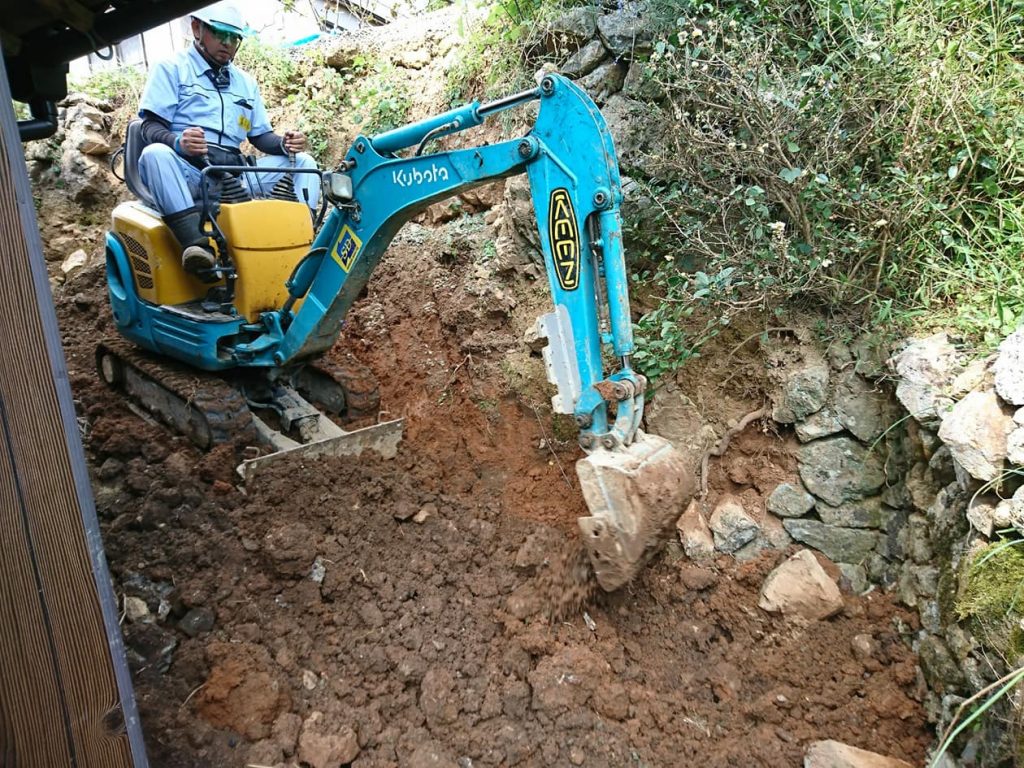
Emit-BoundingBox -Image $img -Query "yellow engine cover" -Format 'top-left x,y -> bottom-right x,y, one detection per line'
217,200 -> 314,322
111,201 -> 210,306
110,199 -> 314,322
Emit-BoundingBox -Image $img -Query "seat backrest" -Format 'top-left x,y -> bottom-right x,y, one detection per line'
123,119 -> 159,210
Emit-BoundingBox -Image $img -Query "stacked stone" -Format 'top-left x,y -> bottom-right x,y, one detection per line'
24,92 -> 120,204
763,339 -> 904,595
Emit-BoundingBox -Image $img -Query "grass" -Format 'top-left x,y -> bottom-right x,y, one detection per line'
620,0 -> 1024,379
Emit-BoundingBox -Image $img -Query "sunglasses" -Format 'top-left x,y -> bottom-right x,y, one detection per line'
207,25 -> 242,46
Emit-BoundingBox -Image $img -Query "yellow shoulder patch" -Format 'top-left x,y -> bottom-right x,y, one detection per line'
237,115 -> 252,131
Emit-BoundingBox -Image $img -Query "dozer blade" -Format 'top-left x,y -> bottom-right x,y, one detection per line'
576,433 -> 695,591
239,418 -> 404,481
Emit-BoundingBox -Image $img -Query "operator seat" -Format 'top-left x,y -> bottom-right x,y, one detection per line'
121,119 -> 160,210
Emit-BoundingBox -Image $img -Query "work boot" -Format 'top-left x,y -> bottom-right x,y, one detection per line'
164,206 -> 219,282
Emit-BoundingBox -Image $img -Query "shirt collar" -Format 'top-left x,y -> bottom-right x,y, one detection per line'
186,43 -> 231,78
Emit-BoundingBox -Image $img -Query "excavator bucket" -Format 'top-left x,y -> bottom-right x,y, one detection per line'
576,433 -> 695,591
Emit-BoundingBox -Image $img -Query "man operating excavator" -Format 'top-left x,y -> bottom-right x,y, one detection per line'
136,1 -> 320,280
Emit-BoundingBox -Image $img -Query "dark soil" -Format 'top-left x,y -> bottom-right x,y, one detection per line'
53,219 -> 933,768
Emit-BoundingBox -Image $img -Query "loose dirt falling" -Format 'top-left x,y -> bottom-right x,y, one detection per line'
54,220 -> 933,767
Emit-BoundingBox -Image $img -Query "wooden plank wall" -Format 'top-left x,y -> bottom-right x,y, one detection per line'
0,62 -> 147,767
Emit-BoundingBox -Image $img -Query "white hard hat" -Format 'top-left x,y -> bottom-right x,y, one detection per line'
192,2 -> 250,37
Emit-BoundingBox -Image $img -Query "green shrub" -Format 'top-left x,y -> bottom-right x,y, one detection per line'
625,0 -> 1024,378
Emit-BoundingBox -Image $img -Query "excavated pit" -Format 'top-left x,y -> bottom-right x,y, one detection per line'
54,219 -> 932,767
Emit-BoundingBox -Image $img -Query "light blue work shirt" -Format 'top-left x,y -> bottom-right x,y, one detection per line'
138,45 -> 273,148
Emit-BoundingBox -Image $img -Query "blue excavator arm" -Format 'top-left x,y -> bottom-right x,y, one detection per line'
267,74 -> 640,451
251,74 -> 692,589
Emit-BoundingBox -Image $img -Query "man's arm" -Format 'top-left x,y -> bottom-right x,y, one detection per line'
249,131 -> 288,156
139,110 -> 176,148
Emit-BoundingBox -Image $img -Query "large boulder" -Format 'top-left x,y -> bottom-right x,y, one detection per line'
890,333 -> 962,425
766,482 -> 815,518
832,371 -> 890,442
994,328 -> 1024,405
798,436 -> 886,507
759,550 -> 843,620
577,61 -> 627,105
676,499 -> 714,558
772,360 -> 830,424
562,40 -> 608,79
597,2 -> 655,60
546,6 -> 599,50
815,497 -> 890,529
708,495 -> 759,553
782,520 -> 881,562
937,389 -> 1015,481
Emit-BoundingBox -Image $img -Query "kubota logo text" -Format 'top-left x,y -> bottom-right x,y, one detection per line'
548,188 -> 580,291
392,163 -> 450,188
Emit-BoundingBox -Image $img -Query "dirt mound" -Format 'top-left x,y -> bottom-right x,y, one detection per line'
54,218 -> 932,766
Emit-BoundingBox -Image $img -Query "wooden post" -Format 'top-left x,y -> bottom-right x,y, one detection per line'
0,60 -> 147,767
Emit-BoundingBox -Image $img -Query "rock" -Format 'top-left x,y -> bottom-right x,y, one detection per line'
600,93 -> 661,174
804,740 -> 914,767
420,667 -> 460,726
918,635 -> 966,692
59,151 -> 117,203
621,59 -> 661,101
798,437 -> 886,507
766,482 -> 816,518
966,497 -> 1000,537
74,128 -> 113,156
547,6 -> 598,48
1007,427 -> 1024,466
951,357 -> 991,398
783,520 -> 881,563
832,371 -> 890,442
1016,408 -> 1024,427
838,563 -> 868,594
928,444 -> 957,485
597,2 -> 655,59
890,333 -> 962,424
851,336 -> 889,379
178,607 -> 215,638
850,633 -> 876,661
395,47 -> 431,69
263,522 -> 316,578
393,500 -> 418,521
938,390 -> 1015,481
759,550 -> 843,620
708,495 -> 759,553
561,39 -> 606,78
905,461 -> 937,512
645,383 -> 708,468
414,503 -> 437,524
676,499 -> 714,558
61,248 -> 89,278
772,360 -> 830,424
994,328 -> 1024,405
759,513 -> 793,550
578,61 -> 627,104
298,712 -> 360,768
1002,486 -> 1024,535
815,497 -> 889,529
123,622 -> 177,674
123,596 -> 150,623
795,407 -> 844,443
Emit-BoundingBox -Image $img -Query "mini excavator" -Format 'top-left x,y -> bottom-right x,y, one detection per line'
102,73 -> 693,590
